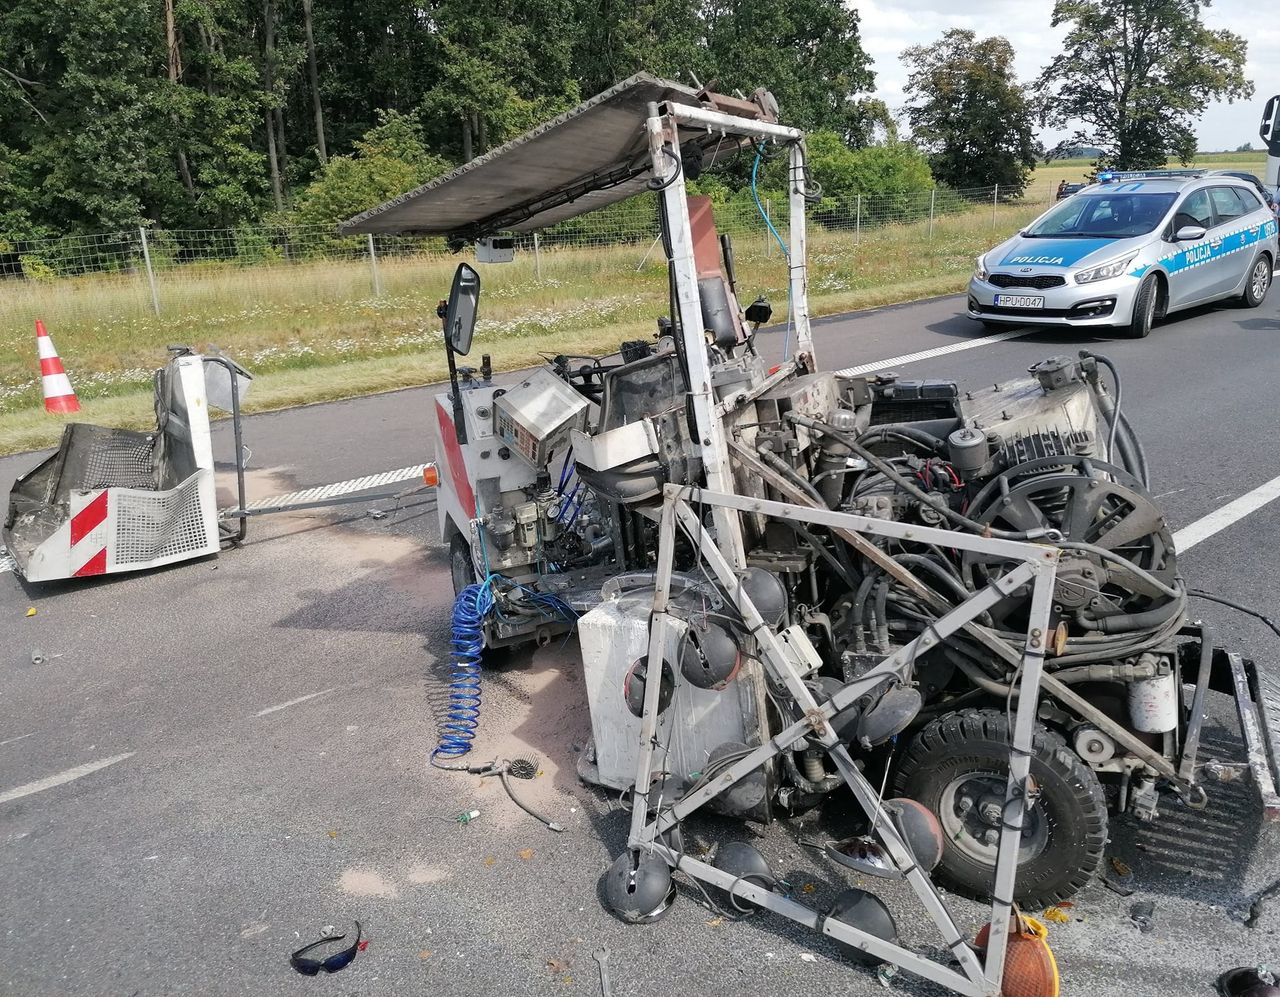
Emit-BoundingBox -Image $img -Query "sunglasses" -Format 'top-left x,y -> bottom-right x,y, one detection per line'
290,921 -> 362,976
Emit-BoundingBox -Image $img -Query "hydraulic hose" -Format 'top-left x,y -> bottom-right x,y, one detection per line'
789,413 -> 1056,541
1081,351 -> 1123,459
1077,591 -> 1187,635
757,444 -> 827,506
856,425 -> 948,455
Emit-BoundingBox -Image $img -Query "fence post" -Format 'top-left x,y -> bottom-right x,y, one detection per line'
928,188 -> 936,240
367,234 -> 382,297
855,194 -> 862,246
991,184 -> 1000,229
533,231 -> 542,280
138,227 -> 161,316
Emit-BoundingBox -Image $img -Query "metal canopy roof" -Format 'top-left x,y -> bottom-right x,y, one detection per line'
339,73 -> 752,238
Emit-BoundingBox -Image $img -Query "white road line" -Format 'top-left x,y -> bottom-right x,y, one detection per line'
0,547 -> 14,575
0,752 -> 134,806
243,465 -> 428,512
255,687 -> 336,717
1173,472 -> 1280,553
833,327 -> 1030,377
0,731 -> 38,748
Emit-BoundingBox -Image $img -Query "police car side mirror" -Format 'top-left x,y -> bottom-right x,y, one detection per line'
1174,225 -> 1207,242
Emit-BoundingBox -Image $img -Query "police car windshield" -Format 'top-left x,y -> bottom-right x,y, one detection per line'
1023,192 -> 1177,239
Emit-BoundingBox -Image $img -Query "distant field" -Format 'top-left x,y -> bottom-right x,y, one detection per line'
1030,150 -> 1270,187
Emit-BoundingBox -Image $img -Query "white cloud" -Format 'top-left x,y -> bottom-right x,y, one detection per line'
856,0 -> 1279,153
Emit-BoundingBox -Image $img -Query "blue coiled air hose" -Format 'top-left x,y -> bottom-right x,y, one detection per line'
431,577 -> 495,763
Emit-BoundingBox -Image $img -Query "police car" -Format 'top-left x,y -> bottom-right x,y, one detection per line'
968,170 -> 1279,337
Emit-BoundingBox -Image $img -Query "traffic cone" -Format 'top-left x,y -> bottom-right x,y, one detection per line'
36,319 -> 80,414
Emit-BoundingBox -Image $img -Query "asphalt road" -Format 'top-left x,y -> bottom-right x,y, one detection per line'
3,288 -> 1280,997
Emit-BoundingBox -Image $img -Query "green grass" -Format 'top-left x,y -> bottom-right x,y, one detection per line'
0,194 -> 1067,455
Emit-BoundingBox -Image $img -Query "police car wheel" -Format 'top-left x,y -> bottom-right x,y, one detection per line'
1242,256 -> 1272,308
1123,275 -> 1159,338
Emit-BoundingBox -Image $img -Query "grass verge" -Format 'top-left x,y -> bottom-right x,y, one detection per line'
0,273 -> 965,456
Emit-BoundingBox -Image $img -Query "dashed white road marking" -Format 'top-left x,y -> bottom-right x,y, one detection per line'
1173,471 -> 1280,553
0,752 -> 134,806
833,327 -> 1031,377
0,731 -> 38,748
255,687 -> 336,717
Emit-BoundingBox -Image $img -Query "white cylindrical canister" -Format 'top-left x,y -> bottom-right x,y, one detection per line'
1128,672 -> 1178,733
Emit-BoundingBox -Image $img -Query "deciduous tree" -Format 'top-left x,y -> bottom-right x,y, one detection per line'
901,30 -> 1038,195
1037,0 -> 1252,169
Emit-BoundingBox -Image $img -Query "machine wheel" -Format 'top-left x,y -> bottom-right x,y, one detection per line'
1241,255 -> 1272,308
893,709 -> 1107,909
449,531 -> 475,596
1122,275 -> 1159,338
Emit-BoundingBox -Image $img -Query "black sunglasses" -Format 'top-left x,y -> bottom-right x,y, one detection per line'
290,921 -> 362,976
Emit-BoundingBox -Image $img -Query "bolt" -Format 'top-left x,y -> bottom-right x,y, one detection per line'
958,796 -> 974,814
984,830 -> 1000,846
981,802 -> 1002,825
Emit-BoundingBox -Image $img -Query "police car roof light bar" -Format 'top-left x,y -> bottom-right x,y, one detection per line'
1097,169 -> 1205,183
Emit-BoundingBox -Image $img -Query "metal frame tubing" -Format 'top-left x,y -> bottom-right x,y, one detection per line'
626,484 -> 1060,997
645,106 -> 745,567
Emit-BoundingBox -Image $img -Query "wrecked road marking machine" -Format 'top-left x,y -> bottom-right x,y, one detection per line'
344,74 -> 1280,995
4,350 -> 251,582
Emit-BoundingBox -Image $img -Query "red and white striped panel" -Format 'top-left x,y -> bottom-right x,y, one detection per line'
68,490 -> 110,577
36,322 -> 79,414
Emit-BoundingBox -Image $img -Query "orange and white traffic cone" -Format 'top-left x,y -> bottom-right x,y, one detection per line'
36,319 -> 79,414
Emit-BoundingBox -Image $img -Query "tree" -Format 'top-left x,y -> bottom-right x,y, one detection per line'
1037,0 -> 1252,170
294,110 -> 448,226
701,0 -> 878,144
901,30 -> 1038,195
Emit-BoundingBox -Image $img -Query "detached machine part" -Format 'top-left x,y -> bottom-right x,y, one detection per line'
338,74 -> 1280,997
4,350 -> 250,581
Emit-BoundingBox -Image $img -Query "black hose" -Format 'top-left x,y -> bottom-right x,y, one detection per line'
852,571 -> 879,652
856,425 -> 947,455
790,414 -> 1055,541
1076,591 -> 1186,634
1081,351 -> 1122,458
1117,410 -> 1150,488
874,578 -> 890,651
778,519 -> 859,592
756,444 -> 827,506
1188,590 -> 1280,639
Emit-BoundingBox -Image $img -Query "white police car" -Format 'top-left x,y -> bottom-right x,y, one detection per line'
968,170 -> 1279,337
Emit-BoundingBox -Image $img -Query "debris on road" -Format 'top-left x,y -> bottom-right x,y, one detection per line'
1129,900 -> 1156,933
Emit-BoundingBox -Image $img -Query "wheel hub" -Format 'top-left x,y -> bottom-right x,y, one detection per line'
941,772 -> 1049,865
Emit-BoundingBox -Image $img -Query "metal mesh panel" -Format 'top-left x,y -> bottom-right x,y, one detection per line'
81,429 -> 158,490
112,475 -> 209,565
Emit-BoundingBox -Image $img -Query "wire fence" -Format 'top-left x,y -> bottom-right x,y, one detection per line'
0,181 -> 1061,416
0,181 -> 1060,306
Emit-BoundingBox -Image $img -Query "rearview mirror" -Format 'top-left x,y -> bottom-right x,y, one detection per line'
444,263 -> 480,356
1174,224 -> 1207,242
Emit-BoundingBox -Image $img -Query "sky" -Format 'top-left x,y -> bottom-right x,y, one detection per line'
856,0 -> 1279,153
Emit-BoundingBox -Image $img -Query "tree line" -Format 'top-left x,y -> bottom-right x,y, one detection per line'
0,0 -> 1251,241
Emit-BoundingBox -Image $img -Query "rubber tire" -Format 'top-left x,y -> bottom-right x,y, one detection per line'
1241,254 -> 1272,308
893,709 -> 1107,909
449,531 -> 474,597
1122,274 -> 1159,338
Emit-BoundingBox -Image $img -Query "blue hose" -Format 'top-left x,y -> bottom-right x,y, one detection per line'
751,147 -> 794,361
432,578 -> 495,761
